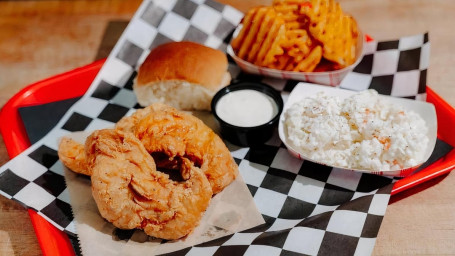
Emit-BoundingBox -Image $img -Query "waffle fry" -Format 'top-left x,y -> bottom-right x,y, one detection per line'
231,7 -> 286,67
302,0 -> 358,67
285,29 -> 312,56
231,0 -> 359,72
293,45 -> 322,71
236,7 -> 267,60
269,54 -> 292,70
230,7 -> 258,51
247,8 -> 277,63
261,22 -> 286,66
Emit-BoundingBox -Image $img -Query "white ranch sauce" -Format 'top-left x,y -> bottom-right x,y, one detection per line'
215,89 -> 278,127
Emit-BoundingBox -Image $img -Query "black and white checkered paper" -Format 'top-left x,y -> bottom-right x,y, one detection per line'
0,0 -> 433,255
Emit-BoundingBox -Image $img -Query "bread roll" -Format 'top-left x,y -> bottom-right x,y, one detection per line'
133,41 -> 231,111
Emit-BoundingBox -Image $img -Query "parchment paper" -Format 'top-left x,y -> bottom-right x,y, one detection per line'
63,129 -> 265,256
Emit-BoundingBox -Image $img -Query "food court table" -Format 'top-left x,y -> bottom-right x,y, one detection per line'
0,0 -> 454,255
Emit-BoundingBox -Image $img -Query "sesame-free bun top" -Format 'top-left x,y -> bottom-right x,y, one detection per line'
136,41 -> 229,90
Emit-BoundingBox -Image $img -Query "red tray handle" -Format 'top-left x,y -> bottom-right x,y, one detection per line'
391,87 -> 455,195
0,59 -> 105,256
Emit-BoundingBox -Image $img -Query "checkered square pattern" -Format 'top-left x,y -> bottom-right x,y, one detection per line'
0,169 -> 29,197
61,112 -> 93,131
0,0 -> 438,255
340,33 -> 430,100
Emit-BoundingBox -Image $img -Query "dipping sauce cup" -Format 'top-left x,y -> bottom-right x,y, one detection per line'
211,81 -> 284,147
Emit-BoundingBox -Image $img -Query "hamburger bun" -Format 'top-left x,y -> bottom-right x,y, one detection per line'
133,41 -> 231,111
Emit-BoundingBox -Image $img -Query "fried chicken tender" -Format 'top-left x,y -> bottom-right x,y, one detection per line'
85,129 -> 212,240
58,103 -> 238,194
116,103 -> 239,195
58,137 -> 91,176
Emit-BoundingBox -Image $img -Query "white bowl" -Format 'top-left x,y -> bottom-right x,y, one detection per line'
227,25 -> 365,87
278,83 -> 438,176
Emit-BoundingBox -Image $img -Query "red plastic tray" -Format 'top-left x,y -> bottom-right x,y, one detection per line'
0,59 -> 105,256
1,58 -> 455,256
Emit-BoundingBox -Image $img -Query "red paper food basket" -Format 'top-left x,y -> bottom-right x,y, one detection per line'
1,58 -> 455,256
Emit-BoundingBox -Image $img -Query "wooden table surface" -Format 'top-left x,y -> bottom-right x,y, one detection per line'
1,0 -> 454,255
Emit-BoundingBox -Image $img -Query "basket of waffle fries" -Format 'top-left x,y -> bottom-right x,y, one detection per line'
228,0 -> 364,86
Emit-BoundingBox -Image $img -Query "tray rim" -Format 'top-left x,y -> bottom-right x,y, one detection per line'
0,59 -> 106,256
1,58 -> 455,256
